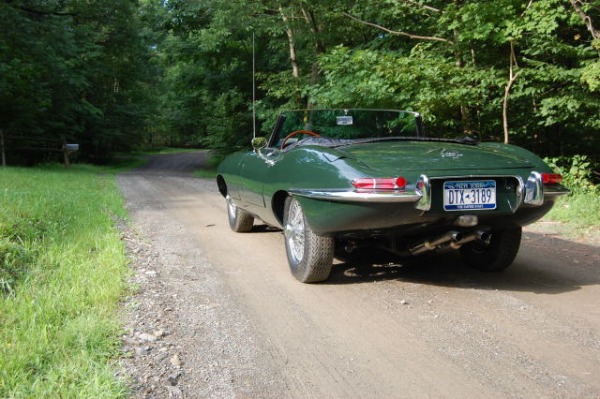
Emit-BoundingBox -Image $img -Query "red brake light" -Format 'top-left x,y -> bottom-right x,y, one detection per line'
541,173 -> 563,185
352,177 -> 407,190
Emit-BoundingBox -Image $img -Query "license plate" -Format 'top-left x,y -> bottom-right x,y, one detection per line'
443,180 -> 496,211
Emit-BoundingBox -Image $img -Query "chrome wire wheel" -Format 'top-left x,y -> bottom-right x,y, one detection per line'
227,196 -> 236,220
285,198 -> 306,264
226,195 -> 254,232
283,197 -> 334,283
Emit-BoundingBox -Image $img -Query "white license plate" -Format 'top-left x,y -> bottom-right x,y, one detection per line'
443,180 -> 496,211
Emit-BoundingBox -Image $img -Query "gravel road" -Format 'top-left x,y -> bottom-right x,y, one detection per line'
117,151 -> 600,399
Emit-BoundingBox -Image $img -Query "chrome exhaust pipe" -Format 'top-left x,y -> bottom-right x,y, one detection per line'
450,230 -> 490,249
410,231 -> 462,255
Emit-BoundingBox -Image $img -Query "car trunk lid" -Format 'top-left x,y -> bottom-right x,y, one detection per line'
336,141 -> 533,174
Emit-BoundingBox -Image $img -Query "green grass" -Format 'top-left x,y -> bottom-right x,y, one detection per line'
193,168 -> 218,179
0,165 -> 130,398
191,150 -> 220,179
544,191 -> 600,238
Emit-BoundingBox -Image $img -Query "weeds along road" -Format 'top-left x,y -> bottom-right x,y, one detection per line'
118,151 -> 600,399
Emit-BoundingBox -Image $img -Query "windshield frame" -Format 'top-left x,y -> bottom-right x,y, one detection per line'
267,109 -> 425,149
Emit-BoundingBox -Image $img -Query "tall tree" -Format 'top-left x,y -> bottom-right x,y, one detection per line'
308,0 -> 599,158
8,0 -> 589,162
0,0 -> 155,163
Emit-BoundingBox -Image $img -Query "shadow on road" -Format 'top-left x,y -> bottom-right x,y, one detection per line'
325,232 -> 599,295
121,151 -> 599,297
124,151 -> 212,176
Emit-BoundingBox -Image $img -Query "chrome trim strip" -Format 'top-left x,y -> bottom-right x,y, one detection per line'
515,176 -> 525,209
288,189 -> 422,203
524,171 -> 544,205
423,174 -> 525,179
290,173 -> 568,206
416,174 -> 431,211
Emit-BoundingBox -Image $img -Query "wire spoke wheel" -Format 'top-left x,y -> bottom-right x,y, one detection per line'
285,199 -> 306,263
283,197 -> 334,283
226,195 -> 254,232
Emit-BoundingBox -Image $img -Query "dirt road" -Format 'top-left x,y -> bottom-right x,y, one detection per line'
118,151 -> 600,398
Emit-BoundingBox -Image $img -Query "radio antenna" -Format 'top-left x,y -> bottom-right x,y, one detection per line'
252,32 -> 257,139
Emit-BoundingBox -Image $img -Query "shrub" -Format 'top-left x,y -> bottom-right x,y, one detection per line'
544,155 -> 598,194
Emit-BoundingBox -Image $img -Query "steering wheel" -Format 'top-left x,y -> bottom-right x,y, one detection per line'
281,130 -> 321,149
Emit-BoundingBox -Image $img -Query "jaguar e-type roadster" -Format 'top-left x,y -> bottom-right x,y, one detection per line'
216,109 -> 568,283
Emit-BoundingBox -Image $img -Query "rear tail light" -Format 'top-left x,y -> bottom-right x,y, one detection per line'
352,177 -> 407,191
541,173 -> 563,185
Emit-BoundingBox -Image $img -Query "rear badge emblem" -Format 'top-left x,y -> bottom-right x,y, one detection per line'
441,149 -> 463,159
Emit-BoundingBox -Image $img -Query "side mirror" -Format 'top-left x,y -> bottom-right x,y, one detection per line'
251,137 -> 267,150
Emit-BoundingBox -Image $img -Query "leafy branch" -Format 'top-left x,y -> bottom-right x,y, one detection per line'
568,0 -> 600,42
342,12 -> 452,44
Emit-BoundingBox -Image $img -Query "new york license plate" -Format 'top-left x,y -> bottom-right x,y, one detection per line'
443,180 -> 496,211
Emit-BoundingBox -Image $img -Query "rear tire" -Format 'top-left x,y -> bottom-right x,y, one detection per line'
227,196 -> 254,232
283,197 -> 334,283
460,227 -> 522,271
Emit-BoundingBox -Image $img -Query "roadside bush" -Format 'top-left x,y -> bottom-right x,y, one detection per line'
543,155 -> 599,194
543,155 -> 600,233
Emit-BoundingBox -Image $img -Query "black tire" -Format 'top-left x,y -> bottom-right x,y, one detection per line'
226,196 -> 254,232
459,227 -> 522,271
283,197 -> 334,283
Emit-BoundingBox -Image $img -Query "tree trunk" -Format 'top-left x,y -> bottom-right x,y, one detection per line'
301,7 -> 326,55
301,6 -> 326,109
280,7 -> 300,78
568,0 -> 600,56
503,41 -> 521,144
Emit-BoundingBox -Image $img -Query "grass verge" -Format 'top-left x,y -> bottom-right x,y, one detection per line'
0,165 -> 130,398
544,191 -> 600,239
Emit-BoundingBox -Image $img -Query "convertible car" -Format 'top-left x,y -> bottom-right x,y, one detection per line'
216,109 -> 569,283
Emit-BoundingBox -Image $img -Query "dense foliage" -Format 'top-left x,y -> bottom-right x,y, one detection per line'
1,0 -> 599,167
1,0 -> 155,163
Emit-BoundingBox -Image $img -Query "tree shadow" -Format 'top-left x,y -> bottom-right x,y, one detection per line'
125,151 -> 211,176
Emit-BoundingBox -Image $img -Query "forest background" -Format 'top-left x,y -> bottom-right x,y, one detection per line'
1,0 -> 599,179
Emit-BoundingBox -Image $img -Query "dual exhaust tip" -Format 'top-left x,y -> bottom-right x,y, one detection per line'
410,230 -> 490,255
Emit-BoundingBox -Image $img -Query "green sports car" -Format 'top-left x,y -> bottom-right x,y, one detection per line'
216,109 -> 569,283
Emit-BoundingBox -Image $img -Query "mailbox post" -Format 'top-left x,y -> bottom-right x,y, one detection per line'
63,143 -> 79,168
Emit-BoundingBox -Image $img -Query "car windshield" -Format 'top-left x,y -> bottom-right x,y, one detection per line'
274,109 -> 423,146
269,109 -> 478,149
268,109 -> 476,149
